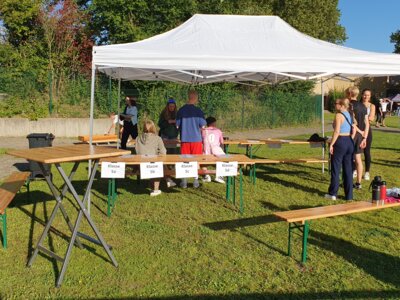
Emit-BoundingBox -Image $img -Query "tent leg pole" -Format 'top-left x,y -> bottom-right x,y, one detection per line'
117,77 -> 121,149
321,79 -> 325,174
88,63 -> 96,216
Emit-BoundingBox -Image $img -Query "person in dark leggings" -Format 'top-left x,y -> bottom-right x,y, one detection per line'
120,96 -> 138,149
361,89 -> 375,181
325,98 -> 354,201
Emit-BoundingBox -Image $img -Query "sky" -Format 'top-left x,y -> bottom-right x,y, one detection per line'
338,0 -> 400,53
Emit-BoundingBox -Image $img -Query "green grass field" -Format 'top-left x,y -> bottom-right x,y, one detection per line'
0,130 -> 399,299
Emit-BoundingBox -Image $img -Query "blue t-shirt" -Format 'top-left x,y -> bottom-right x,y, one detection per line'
176,104 -> 206,142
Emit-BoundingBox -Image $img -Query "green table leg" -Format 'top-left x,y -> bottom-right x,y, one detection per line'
107,179 -> 112,217
1,212 -> 7,248
239,166 -> 244,214
301,220 -> 310,263
232,176 -> 236,205
226,176 -> 231,203
288,223 -> 293,257
224,144 -> 230,154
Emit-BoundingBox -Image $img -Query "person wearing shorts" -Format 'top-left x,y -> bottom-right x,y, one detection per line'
176,90 -> 206,188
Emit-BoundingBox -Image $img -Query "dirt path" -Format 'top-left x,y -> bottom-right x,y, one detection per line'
0,122 -> 398,181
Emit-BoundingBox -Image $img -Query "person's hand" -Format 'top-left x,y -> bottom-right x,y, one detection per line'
360,139 -> 367,149
329,144 -> 334,155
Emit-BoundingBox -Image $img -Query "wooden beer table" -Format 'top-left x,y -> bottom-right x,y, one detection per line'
7,144 -> 130,287
101,154 -> 254,214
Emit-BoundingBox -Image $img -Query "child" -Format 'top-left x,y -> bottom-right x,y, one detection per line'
135,119 -> 176,196
202,117 -> 225,184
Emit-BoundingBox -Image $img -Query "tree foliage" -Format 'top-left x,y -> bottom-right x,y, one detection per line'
390,30 -> 400,54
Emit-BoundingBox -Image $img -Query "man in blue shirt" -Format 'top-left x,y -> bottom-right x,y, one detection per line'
176,90 -> 206,188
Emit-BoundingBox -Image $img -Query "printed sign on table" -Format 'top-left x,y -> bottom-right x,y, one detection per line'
101,162 -> 126,178
216,161 -> 238,177
175,162 -> 198,178
140,162 -> 164,179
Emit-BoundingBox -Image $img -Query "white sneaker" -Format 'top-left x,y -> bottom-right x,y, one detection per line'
202,175 -> 211,183
166,178 -> 176,188
150,190 -> 162,197
353,170 -> 357,179
363,172 -> 370,181
214,176 -> 225,184
324,194 -> 336,200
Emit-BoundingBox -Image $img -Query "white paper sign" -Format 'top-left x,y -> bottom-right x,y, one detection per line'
101,162 -> 126,178
216,161 -> 238,177
175,162 -> 198,178
140,162 -> 164,179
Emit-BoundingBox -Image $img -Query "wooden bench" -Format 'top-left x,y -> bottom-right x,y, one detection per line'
274,201 -> 400,263
0,171 -> 30,248
77,134 -> 118,145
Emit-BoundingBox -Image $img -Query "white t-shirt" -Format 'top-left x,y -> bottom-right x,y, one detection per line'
381,102 -> 388,112
113,115 -> 123,126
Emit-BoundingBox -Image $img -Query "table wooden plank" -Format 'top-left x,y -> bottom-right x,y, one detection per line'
7,145 -> 131,163
275,201 -> 400,223
100,154 -> 255,166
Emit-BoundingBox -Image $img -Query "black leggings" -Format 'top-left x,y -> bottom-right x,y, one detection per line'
363,129 -> 372,172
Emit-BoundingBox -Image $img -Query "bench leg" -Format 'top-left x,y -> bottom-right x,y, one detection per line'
239,166 -> 244,214
232,175 -> 236,205
301,220 -> 310,263
1,212 -> 6,249
226,176 -> 231,203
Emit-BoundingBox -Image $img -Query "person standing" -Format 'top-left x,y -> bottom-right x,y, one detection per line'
377,98 -> 389,127
347,87 -> 368,189
361,89 -> 375,181
176,90 -> 206,188
120,96 -> 138,149
325,98 -> 354,201
158,98 -> 179,154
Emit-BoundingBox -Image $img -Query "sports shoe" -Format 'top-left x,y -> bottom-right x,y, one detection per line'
193,179 -> 200,188
363,172 -> 370,181
166,178 -> 176,188
353,170 -> 357,179
180,179 -> 187,189
202,175 -> 212,183
353,183 -> 362,189
214,176 -> 225,184
324,194 -> 336,200
150,190 -> 162,197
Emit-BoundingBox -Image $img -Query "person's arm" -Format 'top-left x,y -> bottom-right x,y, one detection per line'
158,137 -> 167,155
329,113 -> 343,155
369,105 -> 376,122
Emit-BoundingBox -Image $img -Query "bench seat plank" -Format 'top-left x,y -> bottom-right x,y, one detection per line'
78,135 -> 118,142
275,201 -> 400,223
252,158 -> 328,164
0,171 -> 30,214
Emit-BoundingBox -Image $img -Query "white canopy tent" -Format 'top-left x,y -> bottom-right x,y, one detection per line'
91,14 -> 400,143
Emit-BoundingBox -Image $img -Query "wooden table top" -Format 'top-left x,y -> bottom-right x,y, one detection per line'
224,139 -> 325,145
275,201 -> 400,223
7,144 -> 131,164
100,154 -> 255,165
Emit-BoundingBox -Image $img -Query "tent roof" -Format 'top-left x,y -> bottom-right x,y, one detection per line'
93,14 -> 400,85
391,94 -> 400,102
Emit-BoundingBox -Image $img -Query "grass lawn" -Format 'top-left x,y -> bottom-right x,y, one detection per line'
0,130 -> 399,299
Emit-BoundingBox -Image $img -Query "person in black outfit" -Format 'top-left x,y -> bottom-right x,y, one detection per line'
346,87 -> 369,189
120,96 -> 138,149
360,89 -> 375,181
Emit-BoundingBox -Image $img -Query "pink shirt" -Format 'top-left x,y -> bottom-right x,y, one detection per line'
202,127 -> 225,155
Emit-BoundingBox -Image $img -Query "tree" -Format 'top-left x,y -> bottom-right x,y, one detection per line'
390,30 -> 400,53
0,0 -> 41,46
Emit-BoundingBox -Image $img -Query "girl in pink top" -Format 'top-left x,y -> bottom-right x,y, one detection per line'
202,117 -> 225,183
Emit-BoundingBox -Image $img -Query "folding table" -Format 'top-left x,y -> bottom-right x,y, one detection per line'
7,144 -> 130,287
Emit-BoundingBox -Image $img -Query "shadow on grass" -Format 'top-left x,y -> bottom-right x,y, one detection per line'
372,146 -> 400,152
203,214 -> 281,231
309,230 -> 400,287
94,289 -> 400,299
13,162 -> 30,171
371,159 -> 400,168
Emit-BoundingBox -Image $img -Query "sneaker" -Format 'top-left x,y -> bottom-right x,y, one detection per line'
363,172 -> 370,181
353,183 -> 362,189
166,178 -> 176,188
150,190 -> 162,197
180,179 -> 187,189
324,194 -> 337,200
214,176 -> 225,184
193,179 -> 200,188
353,170 -> 357,179
202,175 -> 212,183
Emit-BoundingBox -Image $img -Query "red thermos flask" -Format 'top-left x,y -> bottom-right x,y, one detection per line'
380,181 -> 386,201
